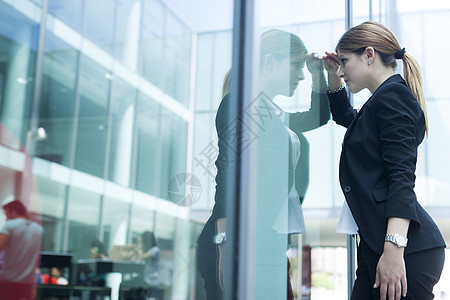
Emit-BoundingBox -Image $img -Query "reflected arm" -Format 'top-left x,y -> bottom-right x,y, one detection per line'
289,90 -> 330,133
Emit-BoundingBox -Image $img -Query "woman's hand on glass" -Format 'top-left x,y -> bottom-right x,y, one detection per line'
306,52 -> 324,75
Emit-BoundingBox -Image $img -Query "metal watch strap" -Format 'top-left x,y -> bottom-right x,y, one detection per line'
385,233 -> 408,247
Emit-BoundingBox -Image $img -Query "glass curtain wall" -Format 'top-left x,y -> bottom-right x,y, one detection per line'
0,0 -> 232,299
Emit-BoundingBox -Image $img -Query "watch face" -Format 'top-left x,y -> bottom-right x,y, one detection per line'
395,235 -> 407,246
214,235 -> 223,244
214,233 -> 226,244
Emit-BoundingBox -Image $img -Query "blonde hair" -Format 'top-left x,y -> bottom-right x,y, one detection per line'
336,21 -> 428,135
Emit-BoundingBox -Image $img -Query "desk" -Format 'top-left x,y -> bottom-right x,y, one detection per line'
75,259 -> 146,300
36,284 -> 111,300
75,259 -> 145,286
76,259 -> 145,276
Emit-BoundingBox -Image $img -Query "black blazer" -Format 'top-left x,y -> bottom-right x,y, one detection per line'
329,74 -> 445,255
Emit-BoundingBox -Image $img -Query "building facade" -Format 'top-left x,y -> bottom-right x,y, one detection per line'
0,0 -> 449,299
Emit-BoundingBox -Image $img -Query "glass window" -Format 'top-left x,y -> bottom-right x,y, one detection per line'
102,193 -> 131,254
163,10 -> 192,107
107,77 -> 137,186
140,0 -> 165,88
38,176 -> 68,252
134,93 -> 160,195
66,186 -> 101,260
114,0 -> 142,70
36,36 -> 79,166
74,55 -> 110,178
158,107 -> 188,201
0,1 -> 39,143
82,0 -> 116,55
240,1 -> 348,298
154,212 -> 175,293
48,0 -> 84,32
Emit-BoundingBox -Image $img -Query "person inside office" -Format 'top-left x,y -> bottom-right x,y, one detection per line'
322,21 -> 446,300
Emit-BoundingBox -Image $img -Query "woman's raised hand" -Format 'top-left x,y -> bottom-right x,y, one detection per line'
322,51 -> 341,75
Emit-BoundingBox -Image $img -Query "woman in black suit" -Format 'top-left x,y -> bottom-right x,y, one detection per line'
323,21 -> 446,300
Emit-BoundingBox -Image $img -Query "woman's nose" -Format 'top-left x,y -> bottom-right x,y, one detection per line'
297,69 -> 305,81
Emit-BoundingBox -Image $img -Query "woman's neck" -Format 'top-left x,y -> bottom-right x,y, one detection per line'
369,69 -> 395,93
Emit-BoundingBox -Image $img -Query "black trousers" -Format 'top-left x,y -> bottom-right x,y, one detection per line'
197,244 -> 224,300
197,244 -> 294,300
351,238 -> 445,300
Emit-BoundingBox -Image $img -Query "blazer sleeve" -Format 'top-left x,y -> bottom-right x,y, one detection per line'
327,87 -> 358,128
373,83 -> 425,225
212,96 -> 234,219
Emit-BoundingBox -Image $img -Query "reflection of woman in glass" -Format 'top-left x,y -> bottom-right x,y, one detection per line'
323,21 -> 446,300
197,29 -> 329,300
140,231 -> 160,297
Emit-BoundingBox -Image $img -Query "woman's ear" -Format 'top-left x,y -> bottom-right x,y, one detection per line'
263,54 -> 275,71
365,47 -> 375,63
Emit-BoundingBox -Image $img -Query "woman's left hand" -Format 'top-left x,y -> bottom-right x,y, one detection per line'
306,52 -> 324,75
374,243 -> 407,300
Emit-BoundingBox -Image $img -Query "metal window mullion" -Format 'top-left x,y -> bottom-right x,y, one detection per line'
28,0 -> 48,154
345,1 -> 357,299
227,0 -> 259,299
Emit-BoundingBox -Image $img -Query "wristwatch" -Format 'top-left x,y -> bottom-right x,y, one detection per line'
213,232 -> 227,245
385,234 -> 408,247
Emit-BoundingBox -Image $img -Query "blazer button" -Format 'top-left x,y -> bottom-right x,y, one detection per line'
343,186 -> 351,193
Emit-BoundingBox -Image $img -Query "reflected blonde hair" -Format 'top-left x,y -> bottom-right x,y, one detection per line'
222,29 -> 307,99
336,21 -> 428,135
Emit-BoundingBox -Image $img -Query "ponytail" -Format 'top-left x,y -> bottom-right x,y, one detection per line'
402,54 -> 428,135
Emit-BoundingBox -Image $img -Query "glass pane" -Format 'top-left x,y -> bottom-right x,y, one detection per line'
158,106 -> 188,201
140,0 -> 165,90
83,0 -> 116,55
74,55 -> 110,177
248,1 -> 347,299
67,186 -> 101,260
0,1 -> 40,143
134,93 -> 160,195
103,193 -> 131,254
114,0 -> 141,70
38,177 -> 67,252
107,77 -> 137,186
48,0 -> 84,33
163,10 -> 191,107
36,36 -> 79,166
